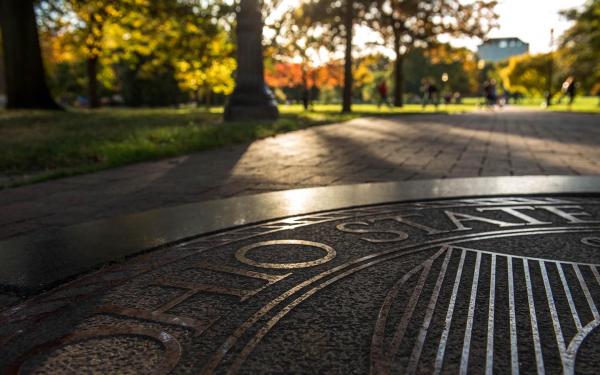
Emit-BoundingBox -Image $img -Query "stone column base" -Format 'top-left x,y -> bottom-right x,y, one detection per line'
224,103 -> 279,121
224,86 -> 279,121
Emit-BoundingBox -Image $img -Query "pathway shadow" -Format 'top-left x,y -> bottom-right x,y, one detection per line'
93,143 -> 253,219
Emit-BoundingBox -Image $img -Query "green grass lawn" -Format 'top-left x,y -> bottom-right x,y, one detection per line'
0,103 -> 475,187
461,95 -> 600,113
513,96 -> 600,113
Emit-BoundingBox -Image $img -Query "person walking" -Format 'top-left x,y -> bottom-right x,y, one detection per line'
422,79 -> 439,109
483,79 -> 498,108
560,76 -> 576,109
377,80 -> 389,108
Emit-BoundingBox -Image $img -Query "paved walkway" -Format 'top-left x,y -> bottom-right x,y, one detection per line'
1,109 -> 599,240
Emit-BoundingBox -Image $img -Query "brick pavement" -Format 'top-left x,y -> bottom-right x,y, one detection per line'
1,109 -> 599,240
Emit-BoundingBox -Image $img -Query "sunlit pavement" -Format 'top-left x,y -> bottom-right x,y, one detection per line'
1,109 -> 598,240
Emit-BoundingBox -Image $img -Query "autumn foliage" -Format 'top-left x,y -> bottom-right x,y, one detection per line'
265,62 -> 343,90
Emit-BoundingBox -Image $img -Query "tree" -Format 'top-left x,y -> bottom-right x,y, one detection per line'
265,5 -> 326,109
499,53 -> 555,97
404,45 -> 480,98
559,0 -> 600,94
353,55 -> 381,101
38,0 -> 235,107
174,29 -> 236,106
265,61 -> 343,105
341,0 -> 354,112
39,0 -> 128,107
369,0 -> 497,106
301,0 -> 377,113
0,0 -> 60,109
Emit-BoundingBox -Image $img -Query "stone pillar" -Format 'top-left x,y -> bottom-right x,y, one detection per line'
224,0 -> 278,121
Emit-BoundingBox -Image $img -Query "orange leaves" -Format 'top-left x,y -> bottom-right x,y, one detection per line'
266,63 -> 303,87
266,62 -> 343,88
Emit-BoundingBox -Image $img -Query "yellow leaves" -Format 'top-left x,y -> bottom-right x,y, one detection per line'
131,18 -> 144,29
42,0 -> 238,98
174,55 -> 236,95
105,4 -> 119,17
186,23 -> 199,34
177,61 -> 191,72
91,26 -> 103,37
499,52 -> 555,96
129,0 -> 150,6
40,31 -> 78,65
84,34 -> 95,46
207,58 -> 236,94
353,61 -> 375,86
98,62 -> 117,89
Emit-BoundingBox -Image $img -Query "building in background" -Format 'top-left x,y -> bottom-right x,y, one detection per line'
477,37 -> 529,62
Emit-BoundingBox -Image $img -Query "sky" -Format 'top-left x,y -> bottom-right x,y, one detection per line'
449,0 -> 588,53
267,0 -> 588,57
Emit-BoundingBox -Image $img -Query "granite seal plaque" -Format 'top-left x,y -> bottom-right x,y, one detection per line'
2,187 -> 600,373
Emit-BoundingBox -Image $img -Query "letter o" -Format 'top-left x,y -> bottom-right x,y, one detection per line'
235,240 -> 336,269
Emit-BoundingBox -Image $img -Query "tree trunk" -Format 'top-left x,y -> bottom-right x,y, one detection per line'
393,33 -> 404,107
546,53 -> 553,107
205,86 -> 211,109
87,56 -> 99,108
342,0 -> 353,113
393,54 -> 404,107
0,0 -> 60,109
301,66 -> 309,110
193,90 -> 200,107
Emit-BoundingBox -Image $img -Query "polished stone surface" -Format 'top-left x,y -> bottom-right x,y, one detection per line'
2,176 -> 600,294
2,178 -> 600,373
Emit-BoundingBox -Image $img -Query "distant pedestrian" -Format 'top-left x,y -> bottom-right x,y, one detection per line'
422,79 -> 439,108
443,92 -> 452,105
560,76 -> 576,109
377,80 -> 389,108
483,79 -> 498,107
420,79 -> 428,104
453,92 -> 462,104
502,87 -> 511,106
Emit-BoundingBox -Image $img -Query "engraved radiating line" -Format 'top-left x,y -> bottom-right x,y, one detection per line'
485,254 -> 496,375
573,265 -> 600,319
540,260 -> 567,362
370,247 -> 449,375
225,228 -> 554,375
564,268 -> 600,375
217,226 -> 600,375
556,262 -> 583,330
433,249 -> 467,375
459,251 -> 482,375
458,246 -> 600,267
507,256 -> 519,375
523,258 -> 545,374
406,249 -> 453,374
407,248 -> 452,373
591,266 -> 600,286
386,258 -> 435,363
